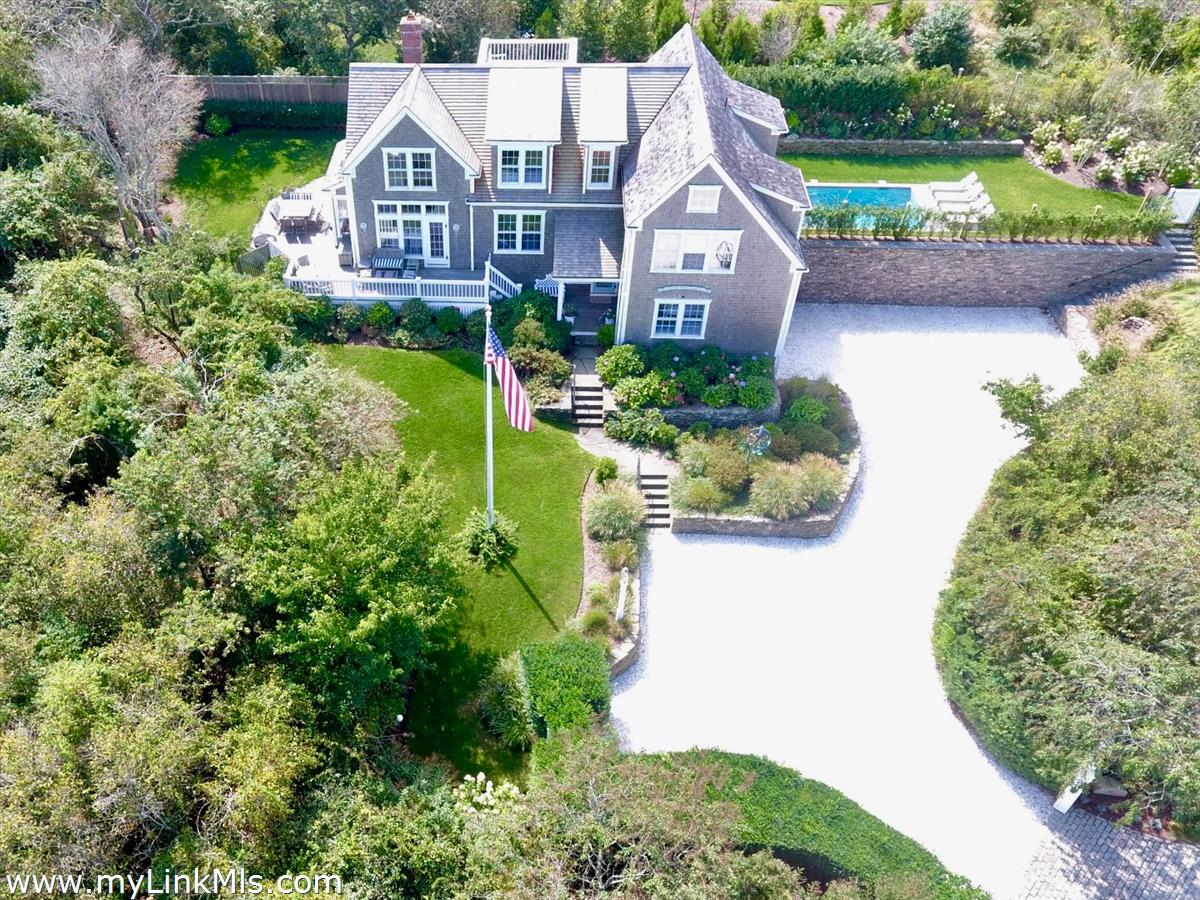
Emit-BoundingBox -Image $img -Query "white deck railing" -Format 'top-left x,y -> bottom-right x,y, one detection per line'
478,38 -> 578,64
284,259 -> 522,308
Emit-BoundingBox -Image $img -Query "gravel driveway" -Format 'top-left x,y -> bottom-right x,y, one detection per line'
611,305 -> 1200,900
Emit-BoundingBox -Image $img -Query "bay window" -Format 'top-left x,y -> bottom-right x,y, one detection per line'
650,230 -> 741,274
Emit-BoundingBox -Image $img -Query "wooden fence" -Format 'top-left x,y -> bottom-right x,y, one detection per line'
178,75 -> 349,104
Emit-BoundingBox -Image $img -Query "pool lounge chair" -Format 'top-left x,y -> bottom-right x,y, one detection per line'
929,172 -> 980,192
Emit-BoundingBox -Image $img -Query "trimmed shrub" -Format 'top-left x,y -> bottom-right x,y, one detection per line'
203,112 -> 232,136
585,481 -> 645,542
750,464 -> 810,521
613,371 -> 674,408
765,424 -> 805,462
994,25 -> 1044,66
597,323 -> 615,350
508,346 -> 571,383
701,383 -> 737,408
581,606 -> 613,638
705,443 -> 753,494
512,316 -> 548,348
737,375 -> 775,410
603,408 -> 679,451
465,308 -> 487,343
784,396 -> 829,426
457,509 -> 519,570
396,297 -> 432,332
365,301 -> 395,329
788,421 -> 841,456
672,476 -> 729,513
479,652 -> 536,750
676,366 -> 708,401
594,456 -> 619,485
200,98 -> 345,130
520,634 -> 611,733
335,302 -> 364,334
596,343 -> 647,386
600,538 -> 639,571
797,453 -> 846,511
435,305 -> 465,335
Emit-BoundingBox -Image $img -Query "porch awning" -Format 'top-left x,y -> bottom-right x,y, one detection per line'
372,249 -> 405,268
552,208 -> 624,280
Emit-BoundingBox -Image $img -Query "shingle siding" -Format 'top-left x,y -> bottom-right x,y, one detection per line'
472,207 -> 557,285
622,165 -> 796,357
346,115 -> 473,268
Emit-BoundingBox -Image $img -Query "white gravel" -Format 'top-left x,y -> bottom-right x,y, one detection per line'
611,305 -> 1087,899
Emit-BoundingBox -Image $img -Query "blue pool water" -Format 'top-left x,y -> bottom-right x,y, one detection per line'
808,185 -> 913,208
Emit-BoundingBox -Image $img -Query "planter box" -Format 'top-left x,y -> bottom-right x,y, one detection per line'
672,451 -> 862,538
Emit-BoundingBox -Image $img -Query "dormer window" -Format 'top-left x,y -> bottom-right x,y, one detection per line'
498,145 -> 547,189
584,145 -> 616,191
382,148 -> 435,191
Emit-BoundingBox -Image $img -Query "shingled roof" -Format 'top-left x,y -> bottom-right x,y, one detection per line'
623,26 -> 808,267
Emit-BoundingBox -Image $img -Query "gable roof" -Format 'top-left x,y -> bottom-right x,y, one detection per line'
342,66 -> 482,177
623,26 -> 809,268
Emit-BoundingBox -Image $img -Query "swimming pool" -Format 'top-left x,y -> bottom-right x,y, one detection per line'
808,184 -> 914,208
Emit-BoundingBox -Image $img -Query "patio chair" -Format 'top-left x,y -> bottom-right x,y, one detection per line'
928,171 -> 980,192
932,183 -> 985,202
400,258 -> 419,280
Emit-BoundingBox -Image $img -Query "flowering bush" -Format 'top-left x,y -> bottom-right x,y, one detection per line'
1104,126 -> 1132,156
595,343 -> 646,386
453,772 -> 522,815
613,371 -> 675,408
1039,144 -> 1064,168
1070,138 -> 1100,166
1118,142 -> 1153,184
1094,158 -> 1116,182
1030,119 -> 1060,150
1061,114 -> 1086,142
701,383 -> 737,408
737,375 -> 776,410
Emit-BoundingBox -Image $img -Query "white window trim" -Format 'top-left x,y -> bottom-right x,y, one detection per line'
651,297 -> 711,341
373,200 -> 402,249
493,209 -> 546,255
584,144 -> 617,192
381,147 -> 437,192
495,143 -> 549,190
650,229 -> 742,275
687,185 -> 722,213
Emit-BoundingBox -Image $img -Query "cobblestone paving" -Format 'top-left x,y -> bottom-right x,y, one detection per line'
613,306 -> 1200,900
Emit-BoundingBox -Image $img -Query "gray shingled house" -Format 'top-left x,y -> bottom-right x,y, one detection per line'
288,23 -> 810,358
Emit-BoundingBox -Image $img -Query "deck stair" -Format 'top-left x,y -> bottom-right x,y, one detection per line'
638,461 -> 671,530
572,374 -> 605,429
1164,228 -> 1197,276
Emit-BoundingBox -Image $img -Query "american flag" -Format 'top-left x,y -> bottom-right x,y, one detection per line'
485,327 -> 534,432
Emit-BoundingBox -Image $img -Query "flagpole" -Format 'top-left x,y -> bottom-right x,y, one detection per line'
484,304 -> 495,528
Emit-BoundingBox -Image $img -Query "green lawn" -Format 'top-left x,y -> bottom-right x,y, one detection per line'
783,154 -> 1146,216
326,346 -> 595,775
173,129 -> 340,239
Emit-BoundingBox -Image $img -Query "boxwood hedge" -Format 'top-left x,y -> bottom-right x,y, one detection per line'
519,634 -> 611,734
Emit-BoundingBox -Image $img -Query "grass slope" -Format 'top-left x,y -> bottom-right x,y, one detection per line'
783,154 -> 1146,215
687,751 -> 987,898
173,129 -> 339,239
327,346 -> 594,774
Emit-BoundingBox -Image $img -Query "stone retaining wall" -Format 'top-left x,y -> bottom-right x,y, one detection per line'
798,238 -> 1175,306
672,450 -> 862,538
779,137 -> 1025,158
658,385 -> 781,428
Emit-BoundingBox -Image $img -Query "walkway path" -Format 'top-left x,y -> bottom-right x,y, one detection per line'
610,305 -> 1200,899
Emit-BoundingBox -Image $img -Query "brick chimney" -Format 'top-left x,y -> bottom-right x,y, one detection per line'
400,13 -> 423,64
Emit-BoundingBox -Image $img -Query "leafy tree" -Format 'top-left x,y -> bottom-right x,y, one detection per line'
909,2 -> 973,70
561,0 -> 609,61
534,4 -> 559,36
697,0 -> 732,58
246,454 -> 461,740
984,375 -> 1050,441
653,0 -> 688,48
721,11 -> 760,63
424,0 -> 518,62
880,0 -> 905,37
518,0 -> 557,32
282,0 -> 406,73
609,0 -> 654,60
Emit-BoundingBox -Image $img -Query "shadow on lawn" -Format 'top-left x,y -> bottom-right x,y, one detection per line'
176,130 -> 338,205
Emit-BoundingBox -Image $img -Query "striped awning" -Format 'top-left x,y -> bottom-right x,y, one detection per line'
372,249 -> 405,268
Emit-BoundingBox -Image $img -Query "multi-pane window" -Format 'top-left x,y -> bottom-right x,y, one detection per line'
376,202 -> 399,247
383,149 -> 436,190
495,211 -> 543,253
653,300 -> 709,339
497,146 -> 547,188
587,147 -> 614,189
687,185 -> 722,213
650,230 -> 741,273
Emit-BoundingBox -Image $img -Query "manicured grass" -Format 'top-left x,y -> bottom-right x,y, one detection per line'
783,154 -> 1146,216
173,129 -> 339,239
326,346 -> 594,774
687,751 -> 986,898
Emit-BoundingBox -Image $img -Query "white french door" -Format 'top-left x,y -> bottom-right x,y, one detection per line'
399,203 -> 449,267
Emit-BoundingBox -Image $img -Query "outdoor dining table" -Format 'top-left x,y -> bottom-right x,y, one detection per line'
277,196 -> 318,230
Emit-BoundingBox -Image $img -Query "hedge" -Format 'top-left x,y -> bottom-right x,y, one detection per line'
686,751 -> 987,899
519,634 -> 611,734
730,63 -> 913,121
201,98 -> 346,131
